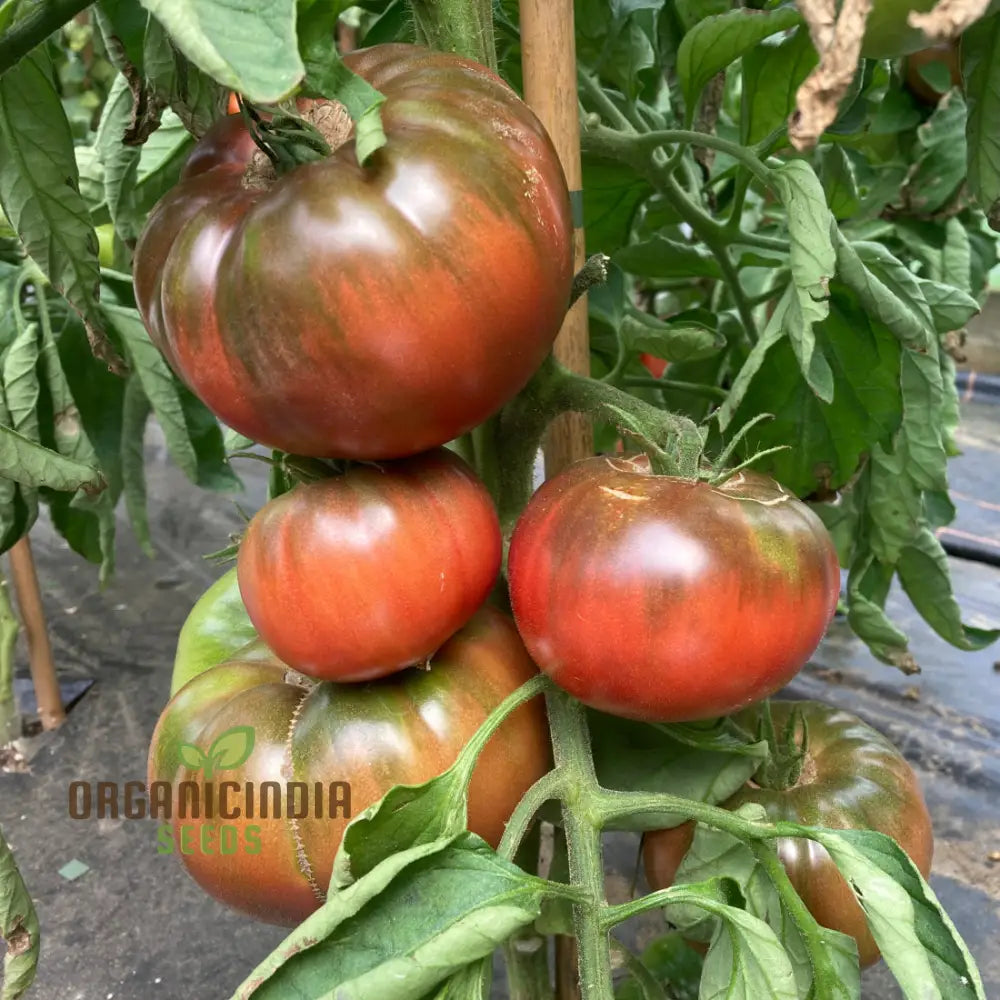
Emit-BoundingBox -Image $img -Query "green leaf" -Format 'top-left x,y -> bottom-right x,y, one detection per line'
770,160 -> 836,402
963,12 -> 1000,228
833,234 -> 934,350
844,551 -> 911,665
139,0 -> 303,103
904,91 -> 967,215
104,304 -> 199,483
176,742 -> 208,770
589,710 -> 765,831
0,49 -> 102,335
232,834 -> 548,1000
582,157 -> 654,255
919,279 -> 980,333
120,375 -> 154,557
723,290 -> 903,496
622,311 -> 725,363
819,145 -> 861,220
616,932 -> 702,1000
177,384 -> 242,493
897,527 -> 1000,650
577,2 -> 664,101
615,235 -> 723,279
1,825 -> 39,1000
808,827 -> 987,1000
299,6 -> 386,165
0,425 -> 100,494
740,27 -> 816,146
208,725 -> 256,771
2,318 -> 40,526
677,7 -> 801,124
95,73 -> 141,244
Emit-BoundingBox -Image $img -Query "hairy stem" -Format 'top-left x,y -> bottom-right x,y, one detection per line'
622,377 -> 728,402
408,0 -> 496,68
0,578 -> 19,745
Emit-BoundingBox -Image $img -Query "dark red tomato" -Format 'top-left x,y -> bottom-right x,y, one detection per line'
147,606 -> 551,925
643,701 -> 934,967
237,448 -> 501,681
133,43 -> 573,460
507,457 -> 841,722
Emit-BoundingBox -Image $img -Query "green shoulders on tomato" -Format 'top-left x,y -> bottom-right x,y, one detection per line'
170,567 -> 258,696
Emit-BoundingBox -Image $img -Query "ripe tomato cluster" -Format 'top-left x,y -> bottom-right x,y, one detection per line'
140,42 -> 932,965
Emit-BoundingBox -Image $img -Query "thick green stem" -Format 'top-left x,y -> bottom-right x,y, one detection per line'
0,578 -> 20,745
408,0 -> 496,68
544,689 -> 614,1000
0,0 -> 91,75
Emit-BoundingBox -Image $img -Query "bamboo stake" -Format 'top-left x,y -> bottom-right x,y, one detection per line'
520,0 -> 593,478
8,537 -> 64,730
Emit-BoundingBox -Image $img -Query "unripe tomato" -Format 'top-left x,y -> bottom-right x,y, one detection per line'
643,701 -> 934,967
508,457 -> 840,722
134,44 -> 573,460
170,568 -> 257,696
147,606 -> 551,925
237,448 -> 501,681
904,42 -> 961,104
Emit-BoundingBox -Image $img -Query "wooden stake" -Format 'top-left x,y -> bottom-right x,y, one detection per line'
520,0 -> 593,477
8,537 -> 64,730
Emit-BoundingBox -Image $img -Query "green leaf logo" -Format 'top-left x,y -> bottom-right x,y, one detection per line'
177,726 -> 255,780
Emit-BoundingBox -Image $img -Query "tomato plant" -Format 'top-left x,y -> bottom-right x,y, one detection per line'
148,605 -> 550,925
237,448 -> 501,681
508,458 -> 840,721
643,701 -> 934,967
0,1 -> 998,999
133,44 -> 574,460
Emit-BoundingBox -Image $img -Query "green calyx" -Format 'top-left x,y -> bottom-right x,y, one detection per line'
752,701 -> 809,791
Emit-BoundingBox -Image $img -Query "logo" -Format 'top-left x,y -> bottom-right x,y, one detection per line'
176,725 -> 255,780
68,725 -> 351,858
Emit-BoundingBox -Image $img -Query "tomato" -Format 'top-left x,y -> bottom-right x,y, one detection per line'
860,0 -> 937,59
507,457 -> 840,722
133,43 -> 573,460
147,606 -> 551,925
171,568 -> 258,696
640,353 -> 668,379
643,701 -> 934,967
904,42 -> 961,104
237,448 -> 501,681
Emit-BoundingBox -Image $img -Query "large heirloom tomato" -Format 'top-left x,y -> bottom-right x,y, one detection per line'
237,448 -> 501,681
171,568 -> 257,696
643,701 -> 934,967
133,44 -> 573,460
507,457 -> 840,722
148,606 -> 550,925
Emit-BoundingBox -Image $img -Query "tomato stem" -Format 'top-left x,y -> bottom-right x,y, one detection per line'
407,0 -> 498,68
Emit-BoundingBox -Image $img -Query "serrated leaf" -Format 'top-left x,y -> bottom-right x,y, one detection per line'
0,425 -> 103,493
233,835 -> 548,1000
139,0 -> 302,103
95,73 -> 141,244
677,7 -> 801,124
939,216 -> 972,290
177,383 -> 242,493
833,234 -> 934,349
581,156 -> 653,256
621,314 -> 725,363
741,27 -> 816,145
771,160 -> 836,402
964,12 -> 1000,228
1,318 -> 40,529
845,552 -> 911,664
0,49 -> 102,334
919,279 -> 980,332
615,235 -> 722,279
120,375 -> 153,557
904,90 -> 967,214
807,827 -> 987,1000
819,145 -> 860,220
104,304 -> 198,483
1,825 -> 40,1000
897,527 -> 1000,651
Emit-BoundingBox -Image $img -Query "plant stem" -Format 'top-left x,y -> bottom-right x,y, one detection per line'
408,0 -> 497,68
750,842 -> 847,993
0,0 -> 91,76
622,377 -> 728,402
498,770 -> 566,860
544,688 -> 614,1000
0,578 -> 20,745
570,254 -> 610,308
